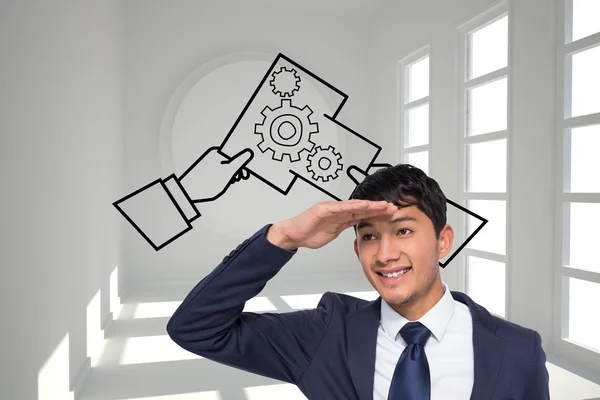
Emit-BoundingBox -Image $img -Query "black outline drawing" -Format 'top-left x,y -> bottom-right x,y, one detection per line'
113,53 -> 488,267
270,66 -> 301,97
306,145 -> 343,182
255,99 -> 319,162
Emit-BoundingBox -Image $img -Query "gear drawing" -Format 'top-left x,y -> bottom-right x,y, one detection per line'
270,66 -> 301,97
306,145 -> 343,183
255,99 -> 318,162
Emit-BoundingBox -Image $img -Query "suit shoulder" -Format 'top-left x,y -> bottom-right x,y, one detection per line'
319,291 -> 374,314
493,316 -> 542,358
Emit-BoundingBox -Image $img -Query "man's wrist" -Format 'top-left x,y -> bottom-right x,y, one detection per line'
266,222 -> 298,251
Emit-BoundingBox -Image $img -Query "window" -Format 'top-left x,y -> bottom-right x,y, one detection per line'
398,47 -> 430,175
458,4 -> 510,319
555,0 -> 600,360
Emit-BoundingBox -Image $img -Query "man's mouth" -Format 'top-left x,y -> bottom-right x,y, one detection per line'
376,267 -> 412,280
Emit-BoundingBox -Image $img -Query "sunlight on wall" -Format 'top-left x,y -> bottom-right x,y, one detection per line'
280,293 -> 324,309
343,291 -> 380,301
87,289 -> 107,367
130,296 -> 277,319
244,383 -> 307,400
119,335 -> 202,365
133,301 -> 182,319
110,265 -> 123,319
243,296 -> 278,312
282,291 -> 379,309
117,392 -> 222,400
547,361 -> 600,399
38,332 -> 74,400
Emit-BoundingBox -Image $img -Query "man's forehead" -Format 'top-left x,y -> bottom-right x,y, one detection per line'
356,206 -> 420,230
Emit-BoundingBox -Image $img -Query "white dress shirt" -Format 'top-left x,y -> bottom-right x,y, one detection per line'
373,281 -> 474,400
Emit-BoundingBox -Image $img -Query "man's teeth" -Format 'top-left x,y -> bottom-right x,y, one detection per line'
381,269 -> 410,278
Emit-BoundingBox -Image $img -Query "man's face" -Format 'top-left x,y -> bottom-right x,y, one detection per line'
353,204 -> 453,309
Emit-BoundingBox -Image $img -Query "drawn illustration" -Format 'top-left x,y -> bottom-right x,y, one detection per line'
113,53 -> 487,267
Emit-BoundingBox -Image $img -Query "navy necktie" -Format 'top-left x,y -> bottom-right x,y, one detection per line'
387,321 -> 432,400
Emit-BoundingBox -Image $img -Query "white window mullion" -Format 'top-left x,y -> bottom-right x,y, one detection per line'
458,2 -> 510,319
555,0 -> 600,364
398,46 -> 430,175
404,96 -> 429,110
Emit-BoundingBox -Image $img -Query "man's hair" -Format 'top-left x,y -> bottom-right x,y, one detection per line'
350,163 -> 447,239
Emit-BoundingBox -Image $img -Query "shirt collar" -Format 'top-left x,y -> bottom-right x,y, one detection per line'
380,281 -> 455,343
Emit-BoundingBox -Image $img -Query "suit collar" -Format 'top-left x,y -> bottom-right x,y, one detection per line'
380,281 -> 455,344
345,289 -> 505,400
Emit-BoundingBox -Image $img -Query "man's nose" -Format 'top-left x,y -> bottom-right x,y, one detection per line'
376,236 -> 401,264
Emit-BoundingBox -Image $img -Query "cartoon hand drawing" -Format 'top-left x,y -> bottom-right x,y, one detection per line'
112,147 -> 252,251
178,146 -> 253,203
114,53 -> 487,266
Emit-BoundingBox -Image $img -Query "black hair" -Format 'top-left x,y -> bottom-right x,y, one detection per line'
350,163 -> 447,239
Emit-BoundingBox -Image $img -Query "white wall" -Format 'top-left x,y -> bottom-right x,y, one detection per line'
0,0 -> 123,398
120,0 -> 377,293
370,0 -> 556,357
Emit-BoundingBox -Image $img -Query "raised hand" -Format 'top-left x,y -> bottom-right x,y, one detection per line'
267,200 -> 398,251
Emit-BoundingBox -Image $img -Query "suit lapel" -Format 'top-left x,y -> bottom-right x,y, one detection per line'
451,291 -> 506,400
345,291 -> 505,400
346,297 -> 381,400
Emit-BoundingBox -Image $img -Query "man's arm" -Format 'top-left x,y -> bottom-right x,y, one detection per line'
166,223 -> 334,384
523,330 -> 550,399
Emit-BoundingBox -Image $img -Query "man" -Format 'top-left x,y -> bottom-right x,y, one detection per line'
167,164 -> 550,399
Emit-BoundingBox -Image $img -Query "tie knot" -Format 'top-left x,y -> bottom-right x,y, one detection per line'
399,321 -> 431,346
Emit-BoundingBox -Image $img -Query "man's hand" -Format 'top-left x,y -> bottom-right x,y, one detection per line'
267,200 -> 397,251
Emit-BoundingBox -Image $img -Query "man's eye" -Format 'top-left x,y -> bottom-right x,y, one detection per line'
398,229 -> 412,235
362,234 -> 375,241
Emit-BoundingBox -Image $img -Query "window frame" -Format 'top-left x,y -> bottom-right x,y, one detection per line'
397,44 -> 431,174
553,0 -> 600,370
457,0 -> 512,319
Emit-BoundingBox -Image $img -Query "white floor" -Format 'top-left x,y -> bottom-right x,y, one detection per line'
78,280 -> 600,400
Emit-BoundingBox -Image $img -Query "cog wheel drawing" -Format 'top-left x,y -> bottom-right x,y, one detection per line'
255,99 -> 319,162
270,66 -> 301,98
306,145 -> 343,183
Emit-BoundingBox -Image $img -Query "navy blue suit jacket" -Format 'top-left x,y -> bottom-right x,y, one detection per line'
167,224 -> 550,399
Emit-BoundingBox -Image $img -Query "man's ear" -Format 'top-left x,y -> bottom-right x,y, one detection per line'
438,224 -> 454,259
353,238 -> 359,258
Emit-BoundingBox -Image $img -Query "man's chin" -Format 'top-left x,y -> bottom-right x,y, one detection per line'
379,289 -> 409,305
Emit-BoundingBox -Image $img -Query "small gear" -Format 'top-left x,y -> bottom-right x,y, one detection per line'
270,66 -> 301,97
306,145 -> 343,183
255,99 -> 318,162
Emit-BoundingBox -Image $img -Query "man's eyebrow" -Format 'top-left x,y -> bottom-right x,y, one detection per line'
356,216 -> 417,231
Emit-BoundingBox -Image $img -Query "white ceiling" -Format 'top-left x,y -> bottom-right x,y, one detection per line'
233,0 -> 393,18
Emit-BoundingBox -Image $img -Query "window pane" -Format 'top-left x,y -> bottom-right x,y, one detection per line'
466,200 -> 506,255
568,202 -> 600,273
466,139 -> 507,192
570,45 -> 600,117
467,77 -> 508,136
571,0 -> 600,42
407,56 -> 429,103
568,277 -> 600,352
567,124 -> 600,192
405,103 -> 429,147
404,151 -> 429,176
467,256 -> 505,317
468,15 -> 508,80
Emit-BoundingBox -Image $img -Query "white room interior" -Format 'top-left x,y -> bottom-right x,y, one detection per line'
1,0 -> 600,399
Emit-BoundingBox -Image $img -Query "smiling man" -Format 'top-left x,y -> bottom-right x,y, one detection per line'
353,199 -> 450,323
167,163 -> 550,400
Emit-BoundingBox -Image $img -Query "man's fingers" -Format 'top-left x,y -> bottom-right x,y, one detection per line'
319,200 -> 396,220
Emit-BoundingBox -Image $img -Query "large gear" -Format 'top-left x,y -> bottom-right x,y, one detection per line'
270,66 -> 301,97
306,145 -> 343,183
255,99 -> 318,162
